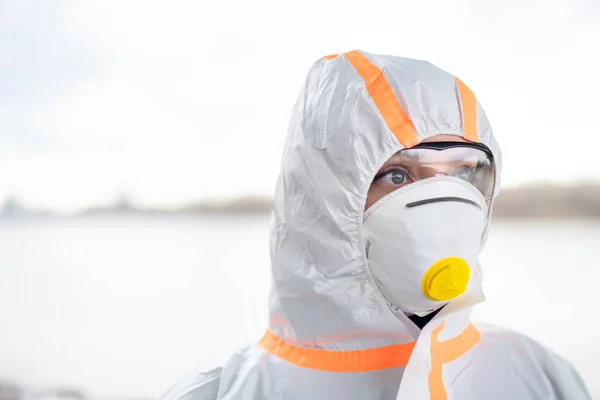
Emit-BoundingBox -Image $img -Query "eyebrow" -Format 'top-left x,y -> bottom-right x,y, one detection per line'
380,154 -> 419,169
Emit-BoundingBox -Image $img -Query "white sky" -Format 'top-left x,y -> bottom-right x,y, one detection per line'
1,0 -> 599,212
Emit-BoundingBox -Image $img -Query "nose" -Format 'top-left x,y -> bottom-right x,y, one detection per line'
406,197 -> 482,210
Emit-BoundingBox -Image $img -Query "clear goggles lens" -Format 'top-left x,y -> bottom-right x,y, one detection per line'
378,143 -> 496,203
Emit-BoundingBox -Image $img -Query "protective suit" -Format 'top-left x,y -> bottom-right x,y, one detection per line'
163,50 -> 590,400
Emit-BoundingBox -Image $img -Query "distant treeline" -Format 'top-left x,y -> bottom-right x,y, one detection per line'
2,183 -> 599,219
492,183 -> 600,218
182,183 -> 600,219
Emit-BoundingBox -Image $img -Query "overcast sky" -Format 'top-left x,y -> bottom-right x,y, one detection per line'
1,0 -> 599,212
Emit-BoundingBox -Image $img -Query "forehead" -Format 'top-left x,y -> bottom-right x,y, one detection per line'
421,134 -> 469,144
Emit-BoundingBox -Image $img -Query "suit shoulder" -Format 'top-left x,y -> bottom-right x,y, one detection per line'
475,323 -> 567,363
160,367 -> 223,400
476,323 -> 562,358
474,323 -> 591,399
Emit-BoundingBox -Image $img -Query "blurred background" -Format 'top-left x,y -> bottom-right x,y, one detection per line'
1,0 -> 599,399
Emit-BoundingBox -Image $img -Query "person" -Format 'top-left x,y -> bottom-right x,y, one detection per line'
162,50 -> 590,399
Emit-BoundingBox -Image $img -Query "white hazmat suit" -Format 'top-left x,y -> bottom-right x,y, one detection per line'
162,50 -> 590,400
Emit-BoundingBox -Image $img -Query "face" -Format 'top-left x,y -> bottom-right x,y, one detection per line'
365,135 -> 470,210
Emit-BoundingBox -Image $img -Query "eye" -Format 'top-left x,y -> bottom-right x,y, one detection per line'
455,167 -> 477,182
454,162 -> 493,185
375,168 -> 409,186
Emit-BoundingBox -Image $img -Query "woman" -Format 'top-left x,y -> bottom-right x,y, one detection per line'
163,50 -> 590,399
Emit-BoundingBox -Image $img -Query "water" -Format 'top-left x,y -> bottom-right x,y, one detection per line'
0,215 -> 598,399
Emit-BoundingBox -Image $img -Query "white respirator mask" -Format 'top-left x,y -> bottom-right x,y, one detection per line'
363,176 -> 488,317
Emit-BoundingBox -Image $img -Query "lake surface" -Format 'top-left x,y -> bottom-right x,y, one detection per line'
0,215 -> 598,399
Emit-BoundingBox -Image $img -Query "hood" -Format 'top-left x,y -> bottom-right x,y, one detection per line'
267,50 -> 502,353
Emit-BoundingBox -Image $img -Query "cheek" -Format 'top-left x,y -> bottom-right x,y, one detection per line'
365,184 -> 393,211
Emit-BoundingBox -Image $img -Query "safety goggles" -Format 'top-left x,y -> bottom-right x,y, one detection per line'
375,142 -> 496,204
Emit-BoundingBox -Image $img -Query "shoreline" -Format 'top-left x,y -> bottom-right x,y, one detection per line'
2,183 -> 600,220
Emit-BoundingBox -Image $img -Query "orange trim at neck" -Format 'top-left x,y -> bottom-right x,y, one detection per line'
259,330 -> 416,373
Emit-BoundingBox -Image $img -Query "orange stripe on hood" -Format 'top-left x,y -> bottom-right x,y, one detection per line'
344,50 -> 420,148
455,77 -> 478,142
259,330 -> 416,373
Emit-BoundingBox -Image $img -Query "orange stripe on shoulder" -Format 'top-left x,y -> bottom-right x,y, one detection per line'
435,322 -> 481,364
455,77 -> 478,142
323,54 -> 339,60
259,330 -> 416,373
428,322 -> 481,400
343,50 -> 420,148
